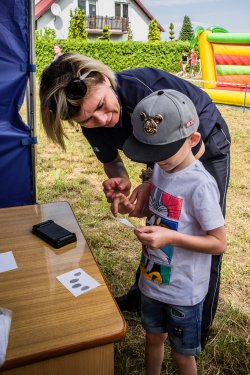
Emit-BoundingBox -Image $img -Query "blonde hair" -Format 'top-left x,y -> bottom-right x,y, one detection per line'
39,53 -> 117,149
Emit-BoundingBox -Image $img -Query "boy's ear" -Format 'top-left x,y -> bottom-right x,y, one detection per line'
189,132 -> 201,147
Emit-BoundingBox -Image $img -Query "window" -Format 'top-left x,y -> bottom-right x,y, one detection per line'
115,3 -> 121,17
78,0 -> 86,12
115,2 -> 128,18
123,4 -> 128,18
89,1 -> 96,16
78,0 -> 97,15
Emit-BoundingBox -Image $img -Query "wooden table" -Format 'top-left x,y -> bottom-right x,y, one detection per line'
0,202 -> 126,375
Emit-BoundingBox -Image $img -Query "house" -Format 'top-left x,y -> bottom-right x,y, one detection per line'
35,0 -> 165,41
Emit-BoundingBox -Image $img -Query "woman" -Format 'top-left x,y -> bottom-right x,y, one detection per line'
40,52 -> 231,348
177,51 -> 189,77
53,44 -> 63,61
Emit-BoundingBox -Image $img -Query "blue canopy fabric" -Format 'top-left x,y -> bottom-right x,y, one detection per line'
0,0 -> 35,208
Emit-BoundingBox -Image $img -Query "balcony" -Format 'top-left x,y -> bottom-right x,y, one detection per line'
85,16 -> 129,34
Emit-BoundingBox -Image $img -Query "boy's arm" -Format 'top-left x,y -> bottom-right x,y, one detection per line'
134,226 -> 226,255
129,182 -> 151,218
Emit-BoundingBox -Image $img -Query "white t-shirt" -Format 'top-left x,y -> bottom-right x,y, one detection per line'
139,160 -> 225,306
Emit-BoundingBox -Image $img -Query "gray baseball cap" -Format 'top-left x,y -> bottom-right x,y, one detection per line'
123,89 -> 199,163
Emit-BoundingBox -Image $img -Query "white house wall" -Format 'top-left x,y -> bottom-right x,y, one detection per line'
36,0 -> 151,41
88,0 -> 128,41
97,0 -> 114,16
37,0 -> 78,40
129,1 -> 149,41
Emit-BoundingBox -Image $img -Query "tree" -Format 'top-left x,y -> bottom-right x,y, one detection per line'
36,27 -> 56,41
98,25 -> 111,41
169,22 -> 175,41
179,15 -> 193,41
148,19 -> 162,42
127,23 -> 133,41
68,8 -> 88,40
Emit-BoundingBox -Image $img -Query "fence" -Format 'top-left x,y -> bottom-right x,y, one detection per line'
86,16 -> 128,32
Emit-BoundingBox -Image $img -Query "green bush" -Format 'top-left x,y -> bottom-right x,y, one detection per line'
68,8 -> 88,41
98,25 -> 111,41
35,38 -> 191,76
148,19 -> 161,42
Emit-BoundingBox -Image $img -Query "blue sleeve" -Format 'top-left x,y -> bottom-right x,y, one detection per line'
81,127 -> 118,163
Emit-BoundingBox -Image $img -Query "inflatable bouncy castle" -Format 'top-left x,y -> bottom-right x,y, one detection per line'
192,26 -> 250,108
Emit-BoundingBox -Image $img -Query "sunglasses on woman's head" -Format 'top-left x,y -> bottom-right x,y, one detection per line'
65,72 -> 89,100
49,71 -> 92,113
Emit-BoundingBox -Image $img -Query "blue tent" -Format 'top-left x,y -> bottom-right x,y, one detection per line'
0,0 -> 36,208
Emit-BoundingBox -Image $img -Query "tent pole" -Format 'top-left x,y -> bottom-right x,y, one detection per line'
27,0 -> 37,203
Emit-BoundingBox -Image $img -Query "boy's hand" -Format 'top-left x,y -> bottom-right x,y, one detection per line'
103,178 -> 131,202
111,193 -> 135,217
129,182 -> 151,218
134,226 -> 175,249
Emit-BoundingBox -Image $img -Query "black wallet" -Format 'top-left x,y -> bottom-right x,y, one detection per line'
32,220 -> 77,248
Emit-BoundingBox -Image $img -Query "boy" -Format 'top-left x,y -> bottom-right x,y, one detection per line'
111,90 -> 226,375
190,48 -> 197,77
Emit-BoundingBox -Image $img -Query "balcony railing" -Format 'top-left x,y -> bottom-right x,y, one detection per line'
86,16 -> 129,32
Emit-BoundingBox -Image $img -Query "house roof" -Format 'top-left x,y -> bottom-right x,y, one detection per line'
35,0 -> 56,20
134,0 -> 165,32
35,0 -> 165,31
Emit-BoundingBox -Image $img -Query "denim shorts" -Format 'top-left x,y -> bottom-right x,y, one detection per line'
141,293 -> 203,356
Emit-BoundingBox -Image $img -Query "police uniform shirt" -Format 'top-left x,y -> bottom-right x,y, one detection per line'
82,68 -> 218,164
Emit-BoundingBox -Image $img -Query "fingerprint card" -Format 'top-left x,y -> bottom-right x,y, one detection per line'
56,268 -> 100,297
0,251 -> 18,273
115,217 -> 136,228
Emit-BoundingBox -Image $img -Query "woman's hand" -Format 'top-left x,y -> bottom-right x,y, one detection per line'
129,182 -> 151,218
134,226 -> 174,249
103,177 -> 131,202
111,193 -> 135,217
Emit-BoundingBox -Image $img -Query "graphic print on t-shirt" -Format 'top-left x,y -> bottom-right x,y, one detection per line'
140,186 -> 183,285
150,185 -> 183,220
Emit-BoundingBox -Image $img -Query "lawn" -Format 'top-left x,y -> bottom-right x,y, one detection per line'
33,99 -> 249,374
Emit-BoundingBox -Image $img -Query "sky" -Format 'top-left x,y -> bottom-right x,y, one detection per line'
140,0 -> 250,41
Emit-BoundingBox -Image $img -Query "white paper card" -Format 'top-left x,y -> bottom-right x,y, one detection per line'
115,217 -> 136,228
0,308 -> 12,367
0,251 -> 18,273
56,268 -> 100,297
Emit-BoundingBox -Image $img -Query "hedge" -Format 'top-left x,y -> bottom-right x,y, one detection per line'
36,38 -> 191,76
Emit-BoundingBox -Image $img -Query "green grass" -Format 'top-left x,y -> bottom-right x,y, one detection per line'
31,102 -> 250,374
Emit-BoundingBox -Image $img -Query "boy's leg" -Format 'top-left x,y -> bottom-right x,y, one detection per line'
141,295 -> 203,374
141,294 -> 168,374
189,65 -> 193,77
167,301 -> 203,374
192,64 -> 195,76
171,350 -> 197,375
145,332 -> 167,375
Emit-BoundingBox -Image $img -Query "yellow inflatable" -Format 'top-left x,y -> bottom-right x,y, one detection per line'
192,27 -> 250,108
